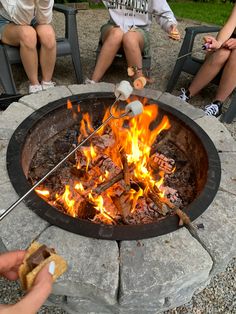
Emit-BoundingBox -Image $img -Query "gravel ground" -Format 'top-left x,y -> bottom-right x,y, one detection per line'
0,9 -> 235,314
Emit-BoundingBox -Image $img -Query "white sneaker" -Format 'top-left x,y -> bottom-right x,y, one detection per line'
41,81 -> 56,90
178,88 -> 190,102
29,84 -> 43,94
85,78 -> 96,84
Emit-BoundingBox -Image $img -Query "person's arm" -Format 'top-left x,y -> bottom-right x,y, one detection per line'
151,0 -> 180,40
0,250 -> 54,314
152,0 -> 177,32
216,4 -> 236,46
35,0 -> 54,24
204,4 -> 236,50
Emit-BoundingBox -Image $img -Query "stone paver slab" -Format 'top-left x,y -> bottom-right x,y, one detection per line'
69,82 -> 115,95
0,182 -> 48,250
219,152 -> 236,195
19,86 -> 72,110
158,92 -> 205,120
193,190 -> 236,275
195,116 -> 236,152
38,226 -> 119,305
133,88 -> 162,100
119,228 -> 212,310
0,102 -> 34,132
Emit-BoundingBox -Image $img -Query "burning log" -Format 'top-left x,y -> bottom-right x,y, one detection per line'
120,149 -> 130,191
111,193 -> 131,224
91,134 -> 115,151
147,188 -> 169,216
149,152 -> 175,174
94,171 -> 124,194
163,199 -> 191,226
149,185 -> 190,225
77,200 -> 97,219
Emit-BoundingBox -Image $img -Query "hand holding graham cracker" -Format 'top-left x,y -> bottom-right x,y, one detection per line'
19,241 -> 68,290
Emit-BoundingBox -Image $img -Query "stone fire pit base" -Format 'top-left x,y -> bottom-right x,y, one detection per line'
0,83 -> 235,314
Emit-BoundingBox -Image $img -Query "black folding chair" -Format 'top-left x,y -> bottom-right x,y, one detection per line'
0,3 -> 83,95
166,26 -> 236,124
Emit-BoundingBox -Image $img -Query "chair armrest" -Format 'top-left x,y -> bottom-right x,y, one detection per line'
53,3 -> 78,15
185,25 -> 221,37
178,25 -> 222,57
53,3 -> 78,40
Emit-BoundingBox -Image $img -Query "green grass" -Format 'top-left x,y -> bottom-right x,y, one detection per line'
168,1 -> 233,26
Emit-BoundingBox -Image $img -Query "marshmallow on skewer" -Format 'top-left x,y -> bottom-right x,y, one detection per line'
125,100 -> 143,117
114,80 -> 133,100
133,76 -> 147,90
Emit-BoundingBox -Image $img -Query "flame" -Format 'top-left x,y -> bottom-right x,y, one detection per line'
88,193 -> 113,222
80,112 -> 94,138
75,182 -> 84,192
80,144 -> 97,171
108,104 -> 171,194
67,99 -> 72,110
56,185 -> 76,217
98,170 -> 109,183
35,188 -> 50,198
130,188 -> 143,213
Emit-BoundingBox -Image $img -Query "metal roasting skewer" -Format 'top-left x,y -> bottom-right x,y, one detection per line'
176,43 -> 210,60
0,90 -> 143,221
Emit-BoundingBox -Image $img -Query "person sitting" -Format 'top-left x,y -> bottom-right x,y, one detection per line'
0,0 -> 56,94
0,250 -> 54,314
178,4 -> 236,117
86,0 -> 180,87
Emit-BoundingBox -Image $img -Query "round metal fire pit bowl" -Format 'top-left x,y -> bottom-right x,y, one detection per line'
7,92 -> 221,240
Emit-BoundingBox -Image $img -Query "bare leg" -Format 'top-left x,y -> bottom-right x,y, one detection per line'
188,48 -> 231,97
2,24 -> 39,85
215,49 -> 236,101
36,24 -> 56,82
91,27 -> 124,82
123,30 -> 144,79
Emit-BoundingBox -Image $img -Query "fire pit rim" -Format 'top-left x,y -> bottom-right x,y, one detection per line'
6,92 -> 221,240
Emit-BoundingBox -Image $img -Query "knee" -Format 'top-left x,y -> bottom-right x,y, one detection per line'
211,49 -> 231,67
106,27 -> 123,45
19,26 -> 37,49
122,33 -> 139,50
228,49 -> 236,66
37,27 -> 56,50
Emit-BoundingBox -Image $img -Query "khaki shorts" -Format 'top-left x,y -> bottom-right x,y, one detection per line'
100,20 -> 150,58
0,15 -> 37,41
0,15 -> 10,41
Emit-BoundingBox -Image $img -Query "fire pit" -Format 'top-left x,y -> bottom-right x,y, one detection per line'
6,91 -> 221,240
1,84 -> 235,314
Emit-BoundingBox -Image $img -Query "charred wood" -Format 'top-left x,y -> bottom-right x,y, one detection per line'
120,149 -> 131,191
94,171 -> 124,194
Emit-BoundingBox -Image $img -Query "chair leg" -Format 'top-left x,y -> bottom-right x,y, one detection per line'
143,56 -> 151,77
166,58 -> 187,93
220,94 -> 236,124
166,28 -> 196,93
67,12 -> 83,83
0,45 -> 18,94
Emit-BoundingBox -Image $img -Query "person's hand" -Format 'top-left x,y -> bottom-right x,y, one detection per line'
203,35 -> 222,50
0,250 -> 54,314
222,38 -> 236,49
168,25 -> 181,41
